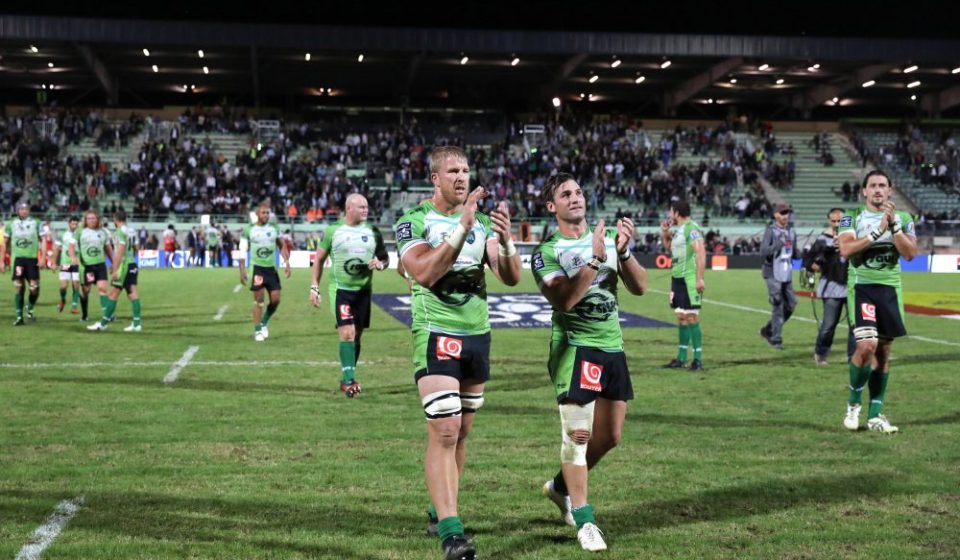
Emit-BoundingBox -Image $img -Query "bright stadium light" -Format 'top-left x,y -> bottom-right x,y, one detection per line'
910,94 -> 917,100
953,67 -> 960,74
305,52 -> 311,61
202,66 -> 209,74
660,60 -> 672,69
510,56 -> 519,66
903,65 -> 918,73
358,54 -> 364,62
197,49 -> 204,58
862,80 -> 875,88
460,55 -> 469,65
635,75 -> 646,84
47,62 -> 54,68
832,96 -> 839,103
729,78 -> 738,84
142,48 -> 150,57
907,80 -> 921,88
152,64 -> 159,73
758,63 -> 770,71
589,74 -> 599,83
30,45 -> 39,53
812,63 -> 820,69
611,58 -> 621,68
776,78 -> 785,84
552,97 -> 561,108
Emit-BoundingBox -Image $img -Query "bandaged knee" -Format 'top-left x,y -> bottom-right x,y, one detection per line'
853,326 -> 878,342
422,391 -> 462,420
460,391 -> 484,413
559,401 -> 595,466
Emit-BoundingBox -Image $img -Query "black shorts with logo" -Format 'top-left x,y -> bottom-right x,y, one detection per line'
121,263 -> 139,292
548,342 -> 634,404
669,276 -> 701,311
250,265 -> 281,292
82,263 -> 108,285
334,288 -> 372,329
413,331 -> 491,383
12,257 -> 41,282
850,283 -> 907,340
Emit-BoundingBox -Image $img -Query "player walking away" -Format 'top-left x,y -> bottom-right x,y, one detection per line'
759,203 -> 797,350
207,222 -> 221,267
88,211 -> 142,332
309,194 -> 388,397
532,173 -> 648,552
76,209 -> 114,323
52,215 -> 82,314
395,146 -> 521,560
660,200 -> 706,371
239,204 -> 291,342
838,170 -> 918,433
0,202 -> 44,325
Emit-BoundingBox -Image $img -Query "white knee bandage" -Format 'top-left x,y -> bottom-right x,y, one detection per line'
853,326 -> 878,342
422,391 -> 462,420
559,401 -> 595,466
460,392 -> 484,413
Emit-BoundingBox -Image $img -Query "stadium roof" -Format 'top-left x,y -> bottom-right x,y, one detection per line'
2,2 -> 960,117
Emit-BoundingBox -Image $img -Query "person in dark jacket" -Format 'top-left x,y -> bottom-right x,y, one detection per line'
805,208 -> 854,365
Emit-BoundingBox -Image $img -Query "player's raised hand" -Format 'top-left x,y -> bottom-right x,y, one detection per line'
616,218 -> 634,254
592,219 -> 607,261
490,201 -> 512,243
660,219 -> 671,233
882,201 -> 897,225
460,186 -> 487,230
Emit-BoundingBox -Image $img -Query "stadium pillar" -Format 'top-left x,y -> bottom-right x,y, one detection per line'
663,57 -> 743,112
74,43 -> 118,106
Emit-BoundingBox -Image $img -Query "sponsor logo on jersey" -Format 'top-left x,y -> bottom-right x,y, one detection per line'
436,336 -> 463,360
532,252 -> 545,272
466,231 -> 476,244
840,216 -> 852,228
580,360 -> 603,392
689,229 -> 701,240
574,292 -> 618,322
86,247 -> 101,257
396,222 -> 413,242
256,247 -> 273,259
861,303 -> 877,321
15,238 -> 31,248
361,235 -> 369,242
339,304 -> 353,320
343,258 -> 371,277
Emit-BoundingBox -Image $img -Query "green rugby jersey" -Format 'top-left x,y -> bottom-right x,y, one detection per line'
242,223 -> 280,268
838,207 -> 915,288
5,217 -> 41,259
670,219 -> 703,280
531,229 -> 622,350
76,227 -> 110,265
395,201 -> 495,335
320,220 -> 388,291
57,229 -> 77,266
206,227 -> 220,247
113,224 -> 137,265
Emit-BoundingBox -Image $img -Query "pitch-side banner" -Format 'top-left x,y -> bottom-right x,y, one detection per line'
372,293 -> 674,329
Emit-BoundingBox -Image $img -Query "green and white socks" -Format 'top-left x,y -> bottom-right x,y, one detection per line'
849,362 -> 889,418
339,341 -> 357,383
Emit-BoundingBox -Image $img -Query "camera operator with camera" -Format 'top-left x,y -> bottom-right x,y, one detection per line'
803,208 -> 854,366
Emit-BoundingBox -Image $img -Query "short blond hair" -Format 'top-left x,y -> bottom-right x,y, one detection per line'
428,146 -> 467,174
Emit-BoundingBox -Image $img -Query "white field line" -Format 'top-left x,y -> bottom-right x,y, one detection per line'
647,288 -> 960,347
162,345 -> 200,384
15,497 -> 84,560
0,360 -> 382,370
213,305 -> 229,321
233,284 -> 243,293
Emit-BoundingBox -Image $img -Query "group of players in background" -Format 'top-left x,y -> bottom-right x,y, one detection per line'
2,146 -> 917,559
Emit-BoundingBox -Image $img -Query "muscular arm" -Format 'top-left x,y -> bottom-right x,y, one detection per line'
892,231 -> 918,261
617,255 -> 648,296
539,265 -> 600,312
111,244 -> 125,277
837,231 -> 873,259
400,240 -> 467,288
311,248 -> 329,286
693,238 -> 706,291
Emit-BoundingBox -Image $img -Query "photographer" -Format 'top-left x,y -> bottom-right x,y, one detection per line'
804,208 -> 854,366
759,203 -> 797,349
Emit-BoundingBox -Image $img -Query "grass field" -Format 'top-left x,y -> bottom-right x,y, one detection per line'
1,267 -> 958,559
